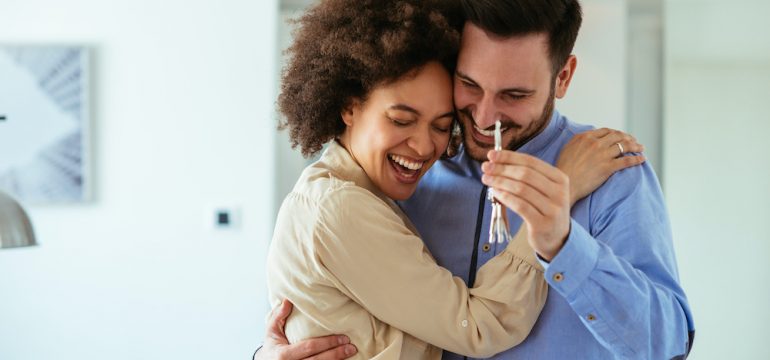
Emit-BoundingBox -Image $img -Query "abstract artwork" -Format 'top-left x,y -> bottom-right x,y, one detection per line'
0,46 -> 90,203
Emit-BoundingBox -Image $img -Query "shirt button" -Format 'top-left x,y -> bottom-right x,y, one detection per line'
482,244 -> 491,252
461,320 -> 468,328
587,314 -> 597,321
553,273 -> 564,282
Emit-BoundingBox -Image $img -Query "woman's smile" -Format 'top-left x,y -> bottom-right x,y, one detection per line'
387,153 -> 427,184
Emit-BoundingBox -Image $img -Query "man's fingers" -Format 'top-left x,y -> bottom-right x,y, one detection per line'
276,299 -> 293,319
266,300 -> 293,342
481,162 -> 554,200
494,190 -> 542,226
282,335 -> 352,360
482,175 -> 551,216
487,150 -> 567,184
305,344 -> 358,360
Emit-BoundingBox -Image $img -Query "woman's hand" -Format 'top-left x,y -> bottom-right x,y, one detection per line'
557,128 -> 646,206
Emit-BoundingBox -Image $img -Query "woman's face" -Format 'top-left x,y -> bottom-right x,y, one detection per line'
341,61 -> 454,201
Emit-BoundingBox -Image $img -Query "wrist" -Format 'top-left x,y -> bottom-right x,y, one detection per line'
569,182 -> 583,207
538,224 -> 570,261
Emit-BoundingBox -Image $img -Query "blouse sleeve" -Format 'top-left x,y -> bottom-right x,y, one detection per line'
312,186 -> 547,358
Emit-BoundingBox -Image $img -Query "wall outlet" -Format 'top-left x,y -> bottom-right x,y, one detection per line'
212,207 -> 241,230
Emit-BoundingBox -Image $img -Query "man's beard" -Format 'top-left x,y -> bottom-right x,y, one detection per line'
458,83 -> 556,162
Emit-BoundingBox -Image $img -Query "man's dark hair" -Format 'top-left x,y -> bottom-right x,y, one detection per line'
460,0 -> 582,75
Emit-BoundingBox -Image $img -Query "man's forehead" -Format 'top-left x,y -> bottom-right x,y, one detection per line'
459,23 -> 549,55
456,25 -> 550,90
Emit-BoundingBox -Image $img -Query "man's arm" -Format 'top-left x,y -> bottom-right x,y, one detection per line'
253,299 -> 357,360
482,151 -> 693,358
540,162 -> 693,358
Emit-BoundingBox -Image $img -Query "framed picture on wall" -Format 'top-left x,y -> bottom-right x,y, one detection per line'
0,45 -> 91,203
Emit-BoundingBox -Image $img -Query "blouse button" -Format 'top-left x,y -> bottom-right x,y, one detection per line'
461,320 -> 468,328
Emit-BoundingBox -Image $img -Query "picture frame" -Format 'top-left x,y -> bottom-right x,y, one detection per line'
0,45 -> 91,203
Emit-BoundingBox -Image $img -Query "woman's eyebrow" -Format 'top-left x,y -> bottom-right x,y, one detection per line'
389,104 -> 421,116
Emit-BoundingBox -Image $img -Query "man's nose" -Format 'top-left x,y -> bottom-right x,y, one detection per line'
473,95 -> 499,130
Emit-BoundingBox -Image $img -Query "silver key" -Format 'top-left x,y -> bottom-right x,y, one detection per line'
488,120 -> 512,244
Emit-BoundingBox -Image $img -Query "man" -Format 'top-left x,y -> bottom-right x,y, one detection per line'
257,0 -> 694,358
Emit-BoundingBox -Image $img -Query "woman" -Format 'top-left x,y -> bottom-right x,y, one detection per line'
267,1 -> 643,359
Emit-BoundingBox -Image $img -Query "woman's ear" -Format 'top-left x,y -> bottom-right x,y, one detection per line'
341,98 -> 361,127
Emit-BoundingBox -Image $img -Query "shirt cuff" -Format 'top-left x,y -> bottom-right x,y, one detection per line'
540,219 -> 600,299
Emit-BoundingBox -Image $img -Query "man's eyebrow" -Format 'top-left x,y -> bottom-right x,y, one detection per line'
389,104 -> 421,116
502,87 -> 535,95
457,70 -> 535,94
455,71 -> 478,86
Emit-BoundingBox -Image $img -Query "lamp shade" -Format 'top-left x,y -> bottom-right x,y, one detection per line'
0,191 -> 37,249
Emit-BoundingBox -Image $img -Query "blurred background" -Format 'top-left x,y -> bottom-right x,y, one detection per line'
0,0 -> 768,359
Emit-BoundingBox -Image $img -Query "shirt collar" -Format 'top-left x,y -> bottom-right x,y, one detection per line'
517,109 -> 565,156
318,140 -> 389,201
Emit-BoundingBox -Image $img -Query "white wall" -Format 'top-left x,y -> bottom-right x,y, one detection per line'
558,0 -> 627,132
0,0 -> 277,359
664,0 -> 770,358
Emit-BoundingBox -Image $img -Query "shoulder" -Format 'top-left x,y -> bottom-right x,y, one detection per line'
560,114 -> 596,140
293,172 -> 403,234
589,158 -> 667,233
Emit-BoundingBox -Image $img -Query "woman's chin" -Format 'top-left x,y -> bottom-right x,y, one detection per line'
382,185 -> 417,201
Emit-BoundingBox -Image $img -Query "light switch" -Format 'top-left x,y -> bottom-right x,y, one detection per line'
212,207 -> 241,230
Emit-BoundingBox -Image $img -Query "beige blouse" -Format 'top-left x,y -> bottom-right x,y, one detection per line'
266,141 -> 547,359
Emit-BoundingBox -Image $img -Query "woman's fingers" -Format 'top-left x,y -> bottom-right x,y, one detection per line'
611,154 -> 646,172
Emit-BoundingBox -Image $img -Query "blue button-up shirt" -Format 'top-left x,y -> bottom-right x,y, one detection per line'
399,111 -> 695,359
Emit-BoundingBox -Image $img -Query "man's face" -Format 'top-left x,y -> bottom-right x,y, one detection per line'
454,23 -> 559,161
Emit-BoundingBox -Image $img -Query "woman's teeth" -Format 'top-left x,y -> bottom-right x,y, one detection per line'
474,124 -> 508,137
389,154 -> 424,171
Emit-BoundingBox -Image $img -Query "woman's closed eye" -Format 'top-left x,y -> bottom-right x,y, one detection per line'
432,118 -> 453,133
389,117 -> 414,127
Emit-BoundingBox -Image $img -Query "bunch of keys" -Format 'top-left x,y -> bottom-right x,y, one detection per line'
487,120 -> 512,244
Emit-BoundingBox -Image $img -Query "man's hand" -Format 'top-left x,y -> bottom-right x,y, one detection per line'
556,128 -> 646,205
481,150 -> 571,261
254,299 -> 357,360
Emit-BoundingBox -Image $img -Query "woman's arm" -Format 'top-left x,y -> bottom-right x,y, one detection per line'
313,187 -> 547,358
556,128 -> 646,205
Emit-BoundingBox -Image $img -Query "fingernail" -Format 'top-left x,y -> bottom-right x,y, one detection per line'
345,345 -> 357,355
488,150 -> 498,161
338,335 -> 349,345
482,175 -> 491,183
481,162 -> 491,171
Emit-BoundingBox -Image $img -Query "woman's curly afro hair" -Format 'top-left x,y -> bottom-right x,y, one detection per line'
278,0 -> 462,157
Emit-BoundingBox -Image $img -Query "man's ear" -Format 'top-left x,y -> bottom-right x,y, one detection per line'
341,98 -> 361,127
555,55 -> 577,99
